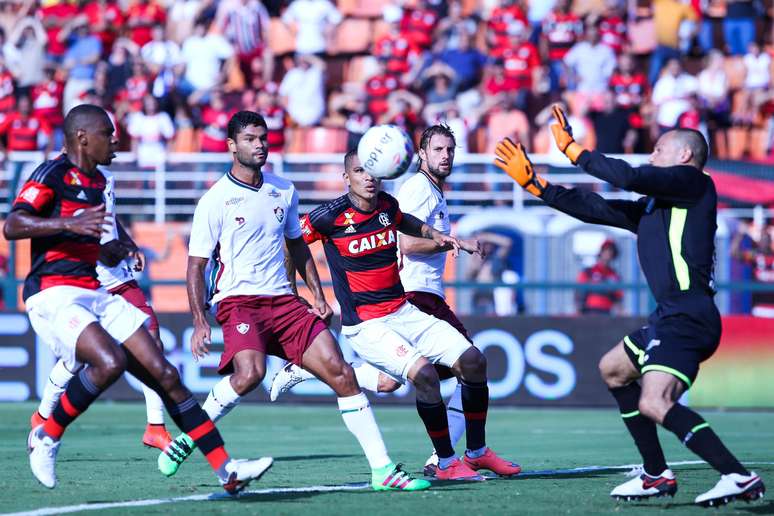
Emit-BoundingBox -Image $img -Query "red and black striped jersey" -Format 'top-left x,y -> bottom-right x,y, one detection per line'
301,192 -> 406,326
11,154 -> 106,300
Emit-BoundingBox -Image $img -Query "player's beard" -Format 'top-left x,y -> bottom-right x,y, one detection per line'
235,149 -> 266,171
425,161 -> 452,180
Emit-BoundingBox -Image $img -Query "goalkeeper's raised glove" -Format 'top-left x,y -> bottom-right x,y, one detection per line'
550,104 -> 585,164
493,138 -> 547,197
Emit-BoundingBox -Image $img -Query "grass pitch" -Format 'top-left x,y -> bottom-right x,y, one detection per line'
1,402 -> 772,515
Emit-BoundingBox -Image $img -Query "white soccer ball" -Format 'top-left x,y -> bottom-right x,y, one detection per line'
357,124 -> 415,180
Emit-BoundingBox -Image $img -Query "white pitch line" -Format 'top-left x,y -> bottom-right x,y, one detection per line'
5,461 -> 774,516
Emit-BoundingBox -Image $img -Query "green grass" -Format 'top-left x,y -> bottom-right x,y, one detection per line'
1,403 -> 772,515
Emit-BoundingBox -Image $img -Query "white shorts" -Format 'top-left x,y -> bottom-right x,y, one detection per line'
26,285 -> 149,370
341,302 -> 472,382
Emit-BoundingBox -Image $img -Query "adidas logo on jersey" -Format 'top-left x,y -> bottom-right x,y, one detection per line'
76,190 -> 88,200
348,230 -> 396,254
344,225 -> 356,233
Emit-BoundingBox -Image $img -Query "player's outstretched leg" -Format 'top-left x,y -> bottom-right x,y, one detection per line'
30,358 -> 78,429
638,371 -> 765,507
449,347 -> 521,477
124,328 -> 272,494
600,343 -> 675,500
300,330 -> 430,491
28,324 -> 128,488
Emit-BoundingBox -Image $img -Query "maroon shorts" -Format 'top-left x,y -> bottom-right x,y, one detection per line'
109,280 -> 159,333
215,294 -> 328,375
407,291 -> 472,342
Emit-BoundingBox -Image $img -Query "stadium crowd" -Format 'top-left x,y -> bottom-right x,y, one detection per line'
0,0 -> 770,161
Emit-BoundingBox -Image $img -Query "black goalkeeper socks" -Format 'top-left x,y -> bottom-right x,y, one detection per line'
662,404 -> 749,476
609,383 -> 668,475
416,399 -> 455,459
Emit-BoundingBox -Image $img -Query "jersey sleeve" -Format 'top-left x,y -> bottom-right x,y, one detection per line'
188,193 -> 223,258
302,202 -> 335,244
11,168 -> 58,214
396,178 -> 433,223
381,191 -> 404,225
284,187 -> 303,239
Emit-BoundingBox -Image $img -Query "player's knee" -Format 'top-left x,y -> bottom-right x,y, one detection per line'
599,352 -> 626,388
456,347 -> 487,380
331,361 -> 358,392
93,350 -> 127,385
412,363 -> 441,398
157,363 -> 181,392
377,374 -> 402,393
232,365 -> 265,394
638,395 -> 669,424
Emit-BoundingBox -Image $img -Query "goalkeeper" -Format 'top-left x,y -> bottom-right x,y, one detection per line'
492,106 -> 765,508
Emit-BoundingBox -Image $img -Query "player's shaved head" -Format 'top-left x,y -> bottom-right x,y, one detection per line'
669,129 -> 708,169
63,104 -> 111,144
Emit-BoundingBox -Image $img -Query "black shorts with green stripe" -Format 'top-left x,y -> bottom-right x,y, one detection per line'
622,292 -> 721,389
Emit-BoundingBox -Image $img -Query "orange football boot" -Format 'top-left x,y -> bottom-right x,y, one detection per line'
142,424 -> 173,450
463,448 -> 521,477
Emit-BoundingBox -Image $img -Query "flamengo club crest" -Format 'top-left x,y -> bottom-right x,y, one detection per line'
236,323 -> 250,335
378,212 -> 390,226
274,207 -> 285,223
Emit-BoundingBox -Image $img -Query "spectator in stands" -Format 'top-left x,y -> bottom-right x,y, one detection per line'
575,239 -> 623,315
365,61 -> 400,120
564,23 -> 616,105
31,63 -> 64,149
4,17 -> 47,96
216,0 -> 272,85
737,41 -> 772,125
0,54 -> 15,119
166,0 -> 208,45
0,0 -> 26,40
435,0 -> 478,51
379,90 -> 422,136
400,0 -> 440,51
433,29 -> 487,92
84,0 -> 125,55
198,89 -> 230,153
486,0 -> 528,53
537,98 -> 595,161
731,222 -> 774,317
467,231 -> 520,316
60,15 -> 102,113
126,0 -> 167,48
650,0 -> 697,85
651,58 -> 698,135
597,0 -> 627,55
279,53 -> 326,127
118,61 -> 151,114
328,92 -> 371,151
105,38 -> 135,101
541,0 -> 583,93
494,24 -> 540,111
590,91 -> 636,153
419,61 -> 461,110
179,18 -> 233,104
0,95 -> 53,154
281,0 -> 342,56
697,49 -> 730,155
526,0 -> 555,42
127,94 -> 175,168
724,0 -> 757,56
609,53 -> 648,138
257,81 -> 287,153
38,0 -> 78,64
373,5 -> 422,84
141,25 -> 182,100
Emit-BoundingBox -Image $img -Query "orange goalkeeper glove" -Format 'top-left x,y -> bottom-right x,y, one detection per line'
549,104 -> 585,164
493,138 -> 547,197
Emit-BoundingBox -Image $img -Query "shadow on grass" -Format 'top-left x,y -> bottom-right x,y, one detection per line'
274,454 -> 361,462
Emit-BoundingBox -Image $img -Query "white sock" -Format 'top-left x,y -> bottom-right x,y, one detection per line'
202,375 -> 241,423
289,363 -> 316,380
141,383 -> 165,425
447,383 -> 466,448
338,392 -> 391,470
38,359 -> 75,419
352,362 -> 381,393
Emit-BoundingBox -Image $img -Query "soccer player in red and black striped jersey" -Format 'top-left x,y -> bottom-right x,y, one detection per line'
6,104 -> 271,493
298,150 -> 522,481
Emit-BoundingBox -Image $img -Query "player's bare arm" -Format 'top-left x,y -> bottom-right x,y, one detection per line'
116,219 -> 146,271
3,203 -> 109,240
286,235 -> 333,322
398,212 -> 462,257
399,234 -> 482,257
282,240 -> 298,296
186,255 -> 212,361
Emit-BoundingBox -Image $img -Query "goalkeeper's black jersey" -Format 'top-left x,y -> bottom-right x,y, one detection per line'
540,150 -> 717,304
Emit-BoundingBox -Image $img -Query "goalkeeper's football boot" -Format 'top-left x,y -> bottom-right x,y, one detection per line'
158,433 -> 196,476
463,448 -> 521,477
221,457 -> 274,495
142,423 -> 173,450
269,363 -> 314,401
694,472 -> 765,507
371,462 -> 431,491
27,425 -> 60,489
435,457 -> 485,481
611,469 -> 677,501
30,410 -> 47,430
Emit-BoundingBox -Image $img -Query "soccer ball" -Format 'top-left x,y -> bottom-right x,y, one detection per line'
357,124 -> 415,180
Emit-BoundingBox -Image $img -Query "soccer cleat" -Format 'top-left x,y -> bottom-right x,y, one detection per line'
371,463 -> 431,491
142,424 -> 173,450
694,472 -> 765,507
463,448 -> 522,477
435,457 -> 485,481
28,426 -> 60,489
423,452 -> 439,477
158,433 -> 197,477
30,411 -> 47,430
269,363 -> 314,402
221,457 -> 274,495
611,469 -> 677,501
